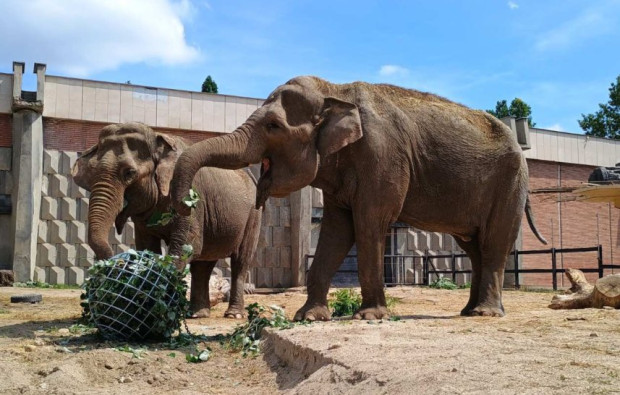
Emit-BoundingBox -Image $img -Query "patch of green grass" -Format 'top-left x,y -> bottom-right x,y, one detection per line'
329,289 -> 362,317
429,277 -> 458,290
14,281 -> 80,289
0,308 -> 9,314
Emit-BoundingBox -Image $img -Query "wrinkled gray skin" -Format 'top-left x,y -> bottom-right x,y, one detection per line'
170,76 -> 547,320
72,122 -> 261,319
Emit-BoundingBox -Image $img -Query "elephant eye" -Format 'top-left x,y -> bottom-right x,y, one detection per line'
123,168 -> 137,181
266,122 -> 280,131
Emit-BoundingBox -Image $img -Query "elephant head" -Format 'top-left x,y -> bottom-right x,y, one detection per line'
72,122 -> 181,259
171,76 -> 363,213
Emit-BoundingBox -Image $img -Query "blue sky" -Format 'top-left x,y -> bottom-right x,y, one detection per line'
1,0 -> 619,133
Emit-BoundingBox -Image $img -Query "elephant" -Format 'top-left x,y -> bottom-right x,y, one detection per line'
169,76 -> 547,320
72,122 -> 261,318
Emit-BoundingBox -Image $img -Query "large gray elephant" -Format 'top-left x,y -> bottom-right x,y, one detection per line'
72,122 -> 261,318
170,76 -> 547,320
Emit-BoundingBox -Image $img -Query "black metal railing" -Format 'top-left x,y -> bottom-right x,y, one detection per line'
304,245 -> 620,290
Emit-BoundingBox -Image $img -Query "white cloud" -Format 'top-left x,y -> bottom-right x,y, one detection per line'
508,2 -> 519,10
534,4 -> 618,52
0,0 -> 200,77
542,123 -> 564,132
379,65 -> 410,77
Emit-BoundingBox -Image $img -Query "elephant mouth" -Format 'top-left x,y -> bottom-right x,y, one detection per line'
260,157 -> 272,179
256,157 -> 273,209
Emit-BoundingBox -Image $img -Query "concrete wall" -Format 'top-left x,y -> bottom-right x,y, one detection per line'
43,76 -> 263,134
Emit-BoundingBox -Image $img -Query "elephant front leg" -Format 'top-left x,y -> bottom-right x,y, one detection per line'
352,212 -> 390,320
294,200 -> 355,321
189,260 -> 217,318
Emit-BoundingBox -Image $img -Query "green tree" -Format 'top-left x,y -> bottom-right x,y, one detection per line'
201,75 -> 218,93
579,75 -> 620,139
487,98 -> 536,127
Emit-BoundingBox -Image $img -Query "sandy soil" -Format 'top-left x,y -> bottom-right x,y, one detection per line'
1,286 -> 619,394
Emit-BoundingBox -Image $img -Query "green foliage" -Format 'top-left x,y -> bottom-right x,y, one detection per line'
147,187 -> 200,228
224,303 -> 294,357
487,98 -> 536,127
459,281 -> 472,289
201,75 -> 218,93
182,187 -> 200,208
329,288 -> 362,317
82,250 -> 190,340
115,345 -> 148,359
429,277 -> 458,290
579,75 -> 620,139
186,348 -> 212,363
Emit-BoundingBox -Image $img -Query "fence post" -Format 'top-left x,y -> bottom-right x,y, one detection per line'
423,250 -> 429,285
451,252 -> 456,283
514,249 -> 520,289
598,244 -> 603,278
551,248 -> 557,290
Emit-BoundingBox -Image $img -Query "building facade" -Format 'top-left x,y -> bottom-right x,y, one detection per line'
1,62 -> 618,288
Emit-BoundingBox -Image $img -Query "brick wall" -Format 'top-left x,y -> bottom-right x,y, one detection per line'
0,113 -> 11,147
521,159 -> 617,287
43,118 -> 221,151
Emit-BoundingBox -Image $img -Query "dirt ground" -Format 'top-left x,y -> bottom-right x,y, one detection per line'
1,286 -> 619,395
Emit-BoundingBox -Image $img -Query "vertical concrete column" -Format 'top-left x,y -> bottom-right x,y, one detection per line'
34,63 -> 46,102
290,186 -> 312,287
11,111 -> 43,282
10,62 -> 45,282
12,62 -> 24,102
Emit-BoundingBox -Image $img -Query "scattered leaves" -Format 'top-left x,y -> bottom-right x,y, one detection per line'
223,303 -> 295,357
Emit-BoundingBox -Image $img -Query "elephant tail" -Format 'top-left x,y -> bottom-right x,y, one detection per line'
525,196 -> 548,245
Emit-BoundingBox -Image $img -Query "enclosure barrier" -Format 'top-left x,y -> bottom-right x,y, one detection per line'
305,245 -> 620,290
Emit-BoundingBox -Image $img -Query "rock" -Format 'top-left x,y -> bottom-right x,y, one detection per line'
24,345 -> 36,352
34,338 -> 45,346
0,270 -> 14,286
118,376 -> 133,383
104,363 -> 114,370
590,333 -> 599,337
58,328 -> 70,335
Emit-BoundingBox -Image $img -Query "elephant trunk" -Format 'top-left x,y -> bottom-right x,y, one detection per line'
88,180 -> 125,260
171,124 -> 264,215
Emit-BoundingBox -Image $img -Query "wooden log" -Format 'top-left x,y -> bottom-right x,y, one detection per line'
591,274 -> 620,308
549,269 -> 620,309
0,270 -> 14,286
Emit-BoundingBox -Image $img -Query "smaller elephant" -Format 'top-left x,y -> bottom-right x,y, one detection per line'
72,122 -> 261,318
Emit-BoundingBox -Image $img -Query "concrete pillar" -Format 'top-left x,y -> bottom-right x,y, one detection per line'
10,62 -> 45,282
12,62 -> 24,102
10,110 -> 43,282
290,186 -> 312,286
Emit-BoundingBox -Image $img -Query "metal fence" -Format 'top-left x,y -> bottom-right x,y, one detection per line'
305,245 -> 620,290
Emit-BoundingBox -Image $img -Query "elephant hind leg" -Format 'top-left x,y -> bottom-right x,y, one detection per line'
189,260 -> 217,318
226,207 -> 262,319
455,237 -> 483,316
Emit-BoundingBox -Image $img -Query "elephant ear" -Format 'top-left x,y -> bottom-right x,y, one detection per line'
316,97 -> 363,158
71,143 -> 98,190
154,133 -> 180,198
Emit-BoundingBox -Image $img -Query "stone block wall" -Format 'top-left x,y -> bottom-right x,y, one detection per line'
253,196 -> 292,288
36,149 -> 135,285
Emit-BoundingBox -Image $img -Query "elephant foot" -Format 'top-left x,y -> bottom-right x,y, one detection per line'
224,307 -> 245,319
294,303 -> 331,321
190,307 -> 211,319
461,305 -> 505,317
353,306 -> 390,320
